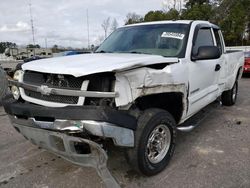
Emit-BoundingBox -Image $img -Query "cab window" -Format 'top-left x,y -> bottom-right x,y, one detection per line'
213,29 -> 223,54
193,28 -> 214,55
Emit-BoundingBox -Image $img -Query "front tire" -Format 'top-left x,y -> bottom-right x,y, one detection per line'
221,80 -> 238,106
126,108 -> 176,176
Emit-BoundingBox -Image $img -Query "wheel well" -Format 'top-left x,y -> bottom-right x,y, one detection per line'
135,92 -> 184,123
236,66 -> 243,80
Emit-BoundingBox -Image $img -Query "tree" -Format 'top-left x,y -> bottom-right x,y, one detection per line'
144,11 -> 167,22
101,17 -> 110,39
124,0 -> 250,45
185,0 -> 209,8
27,44 -> 40,48
162,0 -> 183,11
0,42 -> 17,53
125,13 -> 143,25
144,9 -> 179,22
165,8 -> 180,20
211,0 -> 250,45
181,3 -> 214,20
111,18 -> 119,32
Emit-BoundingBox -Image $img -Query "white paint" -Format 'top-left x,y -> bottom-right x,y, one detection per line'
19,20 -> 244,125
22,53 -> 178,77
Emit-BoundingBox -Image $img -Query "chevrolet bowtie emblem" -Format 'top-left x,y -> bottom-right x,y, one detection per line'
37,85 -> 52,95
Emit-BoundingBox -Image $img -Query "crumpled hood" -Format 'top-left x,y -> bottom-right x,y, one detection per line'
22,53 -> 178,77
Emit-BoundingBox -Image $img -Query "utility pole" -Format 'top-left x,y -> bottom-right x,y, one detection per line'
174,0 -> 176,10
29,0 -> 35,45
45,38 -> 47,49
86,9 -> 90,49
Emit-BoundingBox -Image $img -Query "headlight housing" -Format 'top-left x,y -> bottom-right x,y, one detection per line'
11,70 -> 23,100
11,86 -> 20,100
13,70 -> 24,81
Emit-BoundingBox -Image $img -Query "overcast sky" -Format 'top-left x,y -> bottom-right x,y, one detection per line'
0,0 -> 184,48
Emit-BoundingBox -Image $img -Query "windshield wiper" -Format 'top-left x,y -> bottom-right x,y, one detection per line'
129,51 -> 153,55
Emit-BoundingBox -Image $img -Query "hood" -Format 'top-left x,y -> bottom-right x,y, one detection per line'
22,53 -> 178,77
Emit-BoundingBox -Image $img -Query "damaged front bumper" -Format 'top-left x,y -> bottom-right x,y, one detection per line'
3,97 -> 137,147
3,98 -> 137,187
9,116 -> 135,147
13,123 -> 120,188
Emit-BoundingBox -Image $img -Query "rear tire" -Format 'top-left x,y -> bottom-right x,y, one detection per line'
221,80 -> 238,106
125,108 -> 176,176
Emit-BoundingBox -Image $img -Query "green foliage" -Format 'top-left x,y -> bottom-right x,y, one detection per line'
125,13 -> 144,25
26,44 -> 41,48
0,42 -> 17,53
124,0 -> 250,46
181,3 -> 214,20
166,9 -> 180,20
185,0 -> 210,8
144,9 -> 180,22
144,11 -> 167,22
214,0 -> 250,45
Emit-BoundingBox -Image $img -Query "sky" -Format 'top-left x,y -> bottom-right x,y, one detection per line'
0,0 -> 184,48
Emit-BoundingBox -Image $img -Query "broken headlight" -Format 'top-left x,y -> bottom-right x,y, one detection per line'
11,70 -> 23,100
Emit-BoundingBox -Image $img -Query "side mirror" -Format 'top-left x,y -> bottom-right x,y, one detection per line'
192,46 -> 221,61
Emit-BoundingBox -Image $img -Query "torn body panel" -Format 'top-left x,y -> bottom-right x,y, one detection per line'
115,60 -> 189,123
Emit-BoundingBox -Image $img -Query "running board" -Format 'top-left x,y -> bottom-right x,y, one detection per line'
177,125 -> 197,132
176,102 -> 219,132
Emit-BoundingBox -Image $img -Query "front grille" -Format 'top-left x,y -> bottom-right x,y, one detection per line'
24,90 -> 79,104
23,71 -> 83,89
23,71 -> 84,104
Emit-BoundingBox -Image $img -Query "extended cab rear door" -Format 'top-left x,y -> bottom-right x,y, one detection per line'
187,24 -> 222,116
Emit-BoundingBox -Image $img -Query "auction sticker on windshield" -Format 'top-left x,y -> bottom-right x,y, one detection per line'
161,32 -> 185,40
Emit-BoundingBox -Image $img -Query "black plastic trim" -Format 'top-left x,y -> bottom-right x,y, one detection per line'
3,97 -> 137,130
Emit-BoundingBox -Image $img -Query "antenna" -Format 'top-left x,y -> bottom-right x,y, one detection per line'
86,9 -> 90,49
29,0 -> 35,45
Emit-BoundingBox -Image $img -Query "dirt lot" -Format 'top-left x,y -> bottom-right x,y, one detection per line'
0,78 -> 249,188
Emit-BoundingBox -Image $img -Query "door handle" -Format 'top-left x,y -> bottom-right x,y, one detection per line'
215,64 -> 221,71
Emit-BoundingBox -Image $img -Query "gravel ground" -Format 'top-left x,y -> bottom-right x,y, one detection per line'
0,78 -> 249,188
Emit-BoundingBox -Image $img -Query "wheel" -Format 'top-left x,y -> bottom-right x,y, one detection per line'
221,80 -> 238,106
0,67 -> 8,102
125,108 -> 176,176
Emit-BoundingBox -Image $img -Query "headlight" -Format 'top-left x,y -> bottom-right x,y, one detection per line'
13,70 -> 24,81
11,86 -> 20,100
11,70 -> 23,100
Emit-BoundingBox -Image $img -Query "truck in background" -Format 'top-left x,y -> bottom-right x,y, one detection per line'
4,47 -> 53,60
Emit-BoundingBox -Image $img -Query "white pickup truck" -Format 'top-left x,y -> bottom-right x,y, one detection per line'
3,20 -> 244,180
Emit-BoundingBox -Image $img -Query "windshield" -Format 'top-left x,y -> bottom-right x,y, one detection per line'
96,23 -> 189,58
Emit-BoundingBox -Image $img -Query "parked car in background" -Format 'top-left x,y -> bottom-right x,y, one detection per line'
23,56 -> 44,62
243,51 -> 250,74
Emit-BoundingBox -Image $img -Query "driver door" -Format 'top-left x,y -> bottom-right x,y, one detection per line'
187,26 -> 221,117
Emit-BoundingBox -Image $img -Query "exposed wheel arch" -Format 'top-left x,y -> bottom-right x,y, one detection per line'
236,66 -> 243,80
134,92 -> 184,124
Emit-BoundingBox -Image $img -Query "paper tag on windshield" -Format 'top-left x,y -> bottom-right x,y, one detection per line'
161,32 -> 185,40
